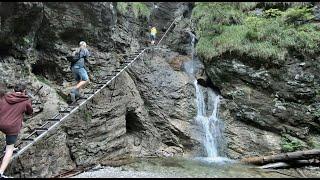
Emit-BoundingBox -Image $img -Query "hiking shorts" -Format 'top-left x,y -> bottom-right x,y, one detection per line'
6,135 -> 17,145
150,34 -> 156,41
71,66 -> 89,82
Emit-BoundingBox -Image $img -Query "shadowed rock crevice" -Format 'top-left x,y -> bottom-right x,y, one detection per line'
125,110 -> 145,134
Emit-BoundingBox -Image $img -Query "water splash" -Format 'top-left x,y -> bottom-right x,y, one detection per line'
193,80 -> 233,164
187,31 -> 196,61
182,30 -> 232,164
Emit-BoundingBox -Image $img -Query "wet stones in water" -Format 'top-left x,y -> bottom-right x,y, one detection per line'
160,158 -> 184,168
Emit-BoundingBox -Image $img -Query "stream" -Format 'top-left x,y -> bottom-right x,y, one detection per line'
73,157 -> 293,178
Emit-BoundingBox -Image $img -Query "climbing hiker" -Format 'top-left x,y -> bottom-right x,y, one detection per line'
69,41 -> 90,105
149,25 -> 157,45
0,83 -> 33,178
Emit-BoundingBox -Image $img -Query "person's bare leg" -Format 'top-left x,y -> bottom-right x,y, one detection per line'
76,80 -> 88,89
0,144 -> 14,174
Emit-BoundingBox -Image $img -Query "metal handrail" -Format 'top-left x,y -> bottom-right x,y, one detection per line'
157,16 -> 179,46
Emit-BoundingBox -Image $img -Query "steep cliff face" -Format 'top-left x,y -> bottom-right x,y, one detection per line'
205,51 -> 320,158
0,2 -> 200,178
2,2 -> 319,178
191,2 -> 320,159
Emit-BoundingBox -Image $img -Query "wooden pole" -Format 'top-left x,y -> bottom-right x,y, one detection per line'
241,149 -> 320,165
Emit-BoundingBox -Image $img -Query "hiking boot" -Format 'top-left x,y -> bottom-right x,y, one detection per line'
69,100 -> 79,106
0,173 -> 11,178
70,88 -> 80,103
3,147 -> 18,154
70,92 -> 76,103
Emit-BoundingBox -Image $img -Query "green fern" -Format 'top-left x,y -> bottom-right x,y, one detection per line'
132,2 -> 150,19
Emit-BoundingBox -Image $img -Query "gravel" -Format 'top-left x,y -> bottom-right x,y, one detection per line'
72,166 -> 181,178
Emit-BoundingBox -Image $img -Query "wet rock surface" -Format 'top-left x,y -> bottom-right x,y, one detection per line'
205,52 -> 320,159
0,2 -> 319,178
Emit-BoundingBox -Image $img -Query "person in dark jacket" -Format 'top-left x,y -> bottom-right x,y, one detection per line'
0,83 -> 33,178
70,41 -> 90,104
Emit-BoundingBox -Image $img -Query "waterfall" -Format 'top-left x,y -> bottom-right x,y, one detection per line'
183,31 -> 197,76
185,31 -> 232,163
187,31 -> 196,61
194,80 -> 225,158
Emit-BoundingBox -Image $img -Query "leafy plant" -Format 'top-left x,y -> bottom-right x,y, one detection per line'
83,110 -> 92,123
280,134 -> 303,152
263,8 -> 283,18
132,2 -> 150,19
281,6 -> 314,24
36,75 -> 51,86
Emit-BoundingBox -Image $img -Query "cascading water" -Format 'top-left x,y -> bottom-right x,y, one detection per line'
194,80 -> 230,163
185,31 -> 232,163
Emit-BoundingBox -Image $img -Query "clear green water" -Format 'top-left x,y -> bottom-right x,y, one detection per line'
121,157 -> 292,178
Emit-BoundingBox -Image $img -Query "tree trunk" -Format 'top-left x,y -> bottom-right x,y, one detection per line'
241,149 -> 320,165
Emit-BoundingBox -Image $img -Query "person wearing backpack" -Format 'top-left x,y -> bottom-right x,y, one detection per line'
69,41 -> 90,104
150,25 -> 157,45
0,83 -> 33,178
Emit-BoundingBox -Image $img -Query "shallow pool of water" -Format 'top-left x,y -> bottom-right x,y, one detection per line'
119,157 -> 291,178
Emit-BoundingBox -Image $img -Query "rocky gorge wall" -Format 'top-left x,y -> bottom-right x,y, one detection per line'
0,1 -> 319,178
1,2 -> 200,178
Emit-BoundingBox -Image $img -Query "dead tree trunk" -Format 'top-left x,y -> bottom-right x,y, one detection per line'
241,149 -> 320,165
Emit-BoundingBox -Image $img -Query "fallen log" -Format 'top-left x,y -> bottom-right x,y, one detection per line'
241,149 -> 320,165
258,160 -> 319,169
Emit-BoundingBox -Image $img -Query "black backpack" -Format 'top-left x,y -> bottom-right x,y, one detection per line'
66,49 -> 82,63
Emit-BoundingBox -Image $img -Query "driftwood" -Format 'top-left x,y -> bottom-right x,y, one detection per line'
258,160 -> 319,169
241,149 -> 320,165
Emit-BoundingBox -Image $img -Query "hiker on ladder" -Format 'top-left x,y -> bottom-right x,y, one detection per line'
69,41 -> 91,105
0,83 -> 33,178
149,25 -> 157,45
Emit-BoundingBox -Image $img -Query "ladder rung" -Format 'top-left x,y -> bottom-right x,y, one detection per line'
35,130 -> 45,136
35,128 -> 48,131
38,121 -> 50,129
22,138 -> 34,142
92,85 -> 103,89
95,82 -> 106,85
98,83 -> 105,86
24,131 -> 37,138
47,118 -> 60,121
78,96 -> 88,100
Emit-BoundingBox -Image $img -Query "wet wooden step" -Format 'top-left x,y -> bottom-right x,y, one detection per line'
47,118 -> 60,122
35,128 -> 48,131
59,110 -> 70,113
21,138 -> 34,142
